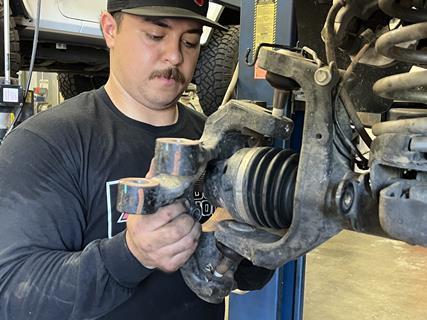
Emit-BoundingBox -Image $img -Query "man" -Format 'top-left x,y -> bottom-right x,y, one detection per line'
0,1 -> 273,319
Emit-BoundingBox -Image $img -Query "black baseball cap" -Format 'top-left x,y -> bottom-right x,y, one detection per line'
107,0 -> 226,30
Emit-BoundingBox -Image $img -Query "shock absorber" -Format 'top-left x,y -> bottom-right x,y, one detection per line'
205,147 -> 298,229
373,0 -> 427,103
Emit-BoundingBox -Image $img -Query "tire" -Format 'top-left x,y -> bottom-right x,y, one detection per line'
0,5 -> 21,77
58,73 -> 107,100
193,25 -> 240,116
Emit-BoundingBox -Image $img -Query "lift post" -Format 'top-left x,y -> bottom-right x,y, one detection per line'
1,0 -> 24,139
228,1 -> 305,319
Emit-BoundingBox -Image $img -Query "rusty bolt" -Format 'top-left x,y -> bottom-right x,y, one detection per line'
314,67 -> 333,86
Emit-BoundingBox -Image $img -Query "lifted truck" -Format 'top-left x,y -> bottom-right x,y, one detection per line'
1,0 -> 240,113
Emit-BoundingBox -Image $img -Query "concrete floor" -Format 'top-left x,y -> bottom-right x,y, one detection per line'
304,230 -> 427,320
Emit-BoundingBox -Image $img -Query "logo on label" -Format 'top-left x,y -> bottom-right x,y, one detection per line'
194,0 -> 205,7
117,212 -> 129,223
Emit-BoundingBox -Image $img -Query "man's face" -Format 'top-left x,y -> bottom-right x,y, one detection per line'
107,13 -> 202,111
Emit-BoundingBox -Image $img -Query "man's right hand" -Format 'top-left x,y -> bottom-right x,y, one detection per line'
125,201 -> 202,273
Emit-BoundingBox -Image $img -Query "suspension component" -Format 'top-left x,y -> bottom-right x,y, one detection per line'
368,0 -> 427,246
370,117 -> 427,246
205,147 -> 298,229
378,0 -> 427,23
373,0 -> 427,104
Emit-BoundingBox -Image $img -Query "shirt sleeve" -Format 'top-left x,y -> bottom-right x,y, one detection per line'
0,128 -> 153,320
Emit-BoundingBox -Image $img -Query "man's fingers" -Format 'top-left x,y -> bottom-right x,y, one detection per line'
125,199 -> 202,271
137,213 -> 198,250
162,249 -> 196,273
159,220 -> 201,258
128,201 -> 187,232
133,221 -> 201,272
153,213 -> 197,246
158,235 -> 201,273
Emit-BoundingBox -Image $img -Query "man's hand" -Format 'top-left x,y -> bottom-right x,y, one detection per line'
126,201 -> 202,272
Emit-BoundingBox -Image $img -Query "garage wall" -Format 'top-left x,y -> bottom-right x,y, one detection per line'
20,71 -> 63,107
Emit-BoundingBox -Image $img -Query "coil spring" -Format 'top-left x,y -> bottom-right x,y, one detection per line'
373,0 -> 427,103
245,147 -> 298,229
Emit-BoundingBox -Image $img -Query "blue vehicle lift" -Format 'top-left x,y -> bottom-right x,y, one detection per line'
228,1 -> 306,319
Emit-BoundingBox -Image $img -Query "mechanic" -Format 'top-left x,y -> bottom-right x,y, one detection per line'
0,0 -> 274,319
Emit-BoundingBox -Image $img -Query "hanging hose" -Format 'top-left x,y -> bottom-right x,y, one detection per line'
338,38 -> 375,148
221,63 -> 239,106
323,0 -> 372,166
4,0 -> 10,84
23,0 -> 42,103
323,0 -> 345,66
4,0 -> 41,137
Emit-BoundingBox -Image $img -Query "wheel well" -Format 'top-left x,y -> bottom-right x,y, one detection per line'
10,1 -> 29,18
218,7 -> 240,26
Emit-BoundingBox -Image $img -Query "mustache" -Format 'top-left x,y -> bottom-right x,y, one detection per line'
149,68 -> 186,84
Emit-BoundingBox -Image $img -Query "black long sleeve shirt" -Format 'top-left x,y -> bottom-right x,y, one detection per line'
0,88 -> 224,320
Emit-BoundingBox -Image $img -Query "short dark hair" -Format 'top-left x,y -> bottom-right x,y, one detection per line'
113,11 -> 125,30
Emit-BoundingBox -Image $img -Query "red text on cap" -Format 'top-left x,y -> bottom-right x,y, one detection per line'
194,0 -> 205,7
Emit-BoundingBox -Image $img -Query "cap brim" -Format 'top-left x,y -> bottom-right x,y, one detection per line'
122,6 -> 227,30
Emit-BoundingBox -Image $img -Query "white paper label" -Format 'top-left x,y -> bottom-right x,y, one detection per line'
3,88 -> 19,103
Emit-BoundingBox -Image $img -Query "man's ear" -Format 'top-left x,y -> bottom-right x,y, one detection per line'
100,11 -> 117,49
